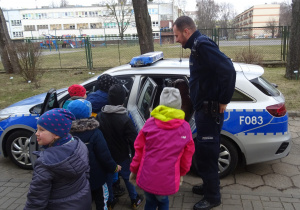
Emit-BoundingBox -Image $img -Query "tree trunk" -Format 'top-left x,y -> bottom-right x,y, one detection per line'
0,37 -> 13,73
0,8 -> 21,73
286,0 -> 300,79
132,0 -> 154,54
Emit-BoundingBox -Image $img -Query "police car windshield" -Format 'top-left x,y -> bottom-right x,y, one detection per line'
250,77 -> 280,97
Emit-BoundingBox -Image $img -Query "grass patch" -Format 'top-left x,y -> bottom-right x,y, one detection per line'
263,67 -> 300,111
0,43 -> 283,72
0,69 -> 104,109
0,66 -> 298,112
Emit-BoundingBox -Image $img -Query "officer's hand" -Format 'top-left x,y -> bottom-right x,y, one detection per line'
219,104 -> 227,113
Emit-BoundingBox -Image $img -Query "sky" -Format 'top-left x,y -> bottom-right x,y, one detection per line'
0,0 -> 290,14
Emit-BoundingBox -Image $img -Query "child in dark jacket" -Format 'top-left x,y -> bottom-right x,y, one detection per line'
130,87 -> 195,210
96,84 -> 145,209
24,108 -> 91,210
67,99 -> 121,210
86,74 -> 119,114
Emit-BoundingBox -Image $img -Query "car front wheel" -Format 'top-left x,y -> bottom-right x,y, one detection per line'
6,130 -> 33,169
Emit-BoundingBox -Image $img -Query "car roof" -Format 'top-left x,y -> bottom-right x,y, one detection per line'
82,58 -> 264,85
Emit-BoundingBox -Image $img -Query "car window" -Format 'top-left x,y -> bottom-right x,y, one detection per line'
231,89 -> 253,101
250,76 -> 280,97
137,78 -> 157,120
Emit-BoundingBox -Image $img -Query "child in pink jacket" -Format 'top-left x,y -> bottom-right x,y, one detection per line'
130,87 -> 195,210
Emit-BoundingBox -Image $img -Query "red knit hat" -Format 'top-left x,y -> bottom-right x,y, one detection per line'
68,84 -> 86,97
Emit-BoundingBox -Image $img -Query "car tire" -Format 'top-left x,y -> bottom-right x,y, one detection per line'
191,136 -> 239,179
219,137 -> 239,178
6,130 -> 33,170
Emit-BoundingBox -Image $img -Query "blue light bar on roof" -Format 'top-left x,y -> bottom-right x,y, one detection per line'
130,51 -> 164,67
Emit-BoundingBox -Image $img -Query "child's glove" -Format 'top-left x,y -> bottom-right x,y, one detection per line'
129,173 -> 137,186
180,176 -> 183,186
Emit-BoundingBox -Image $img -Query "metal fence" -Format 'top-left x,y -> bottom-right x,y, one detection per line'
0,26 -> 289,71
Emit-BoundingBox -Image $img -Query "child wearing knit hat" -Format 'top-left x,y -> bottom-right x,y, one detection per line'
96,84 -> 145,209
63,84 -> 87,109
24,108 -> 92,210
86,74 -> 120,114
67,99 -> 121,210
130,87 -> 195,209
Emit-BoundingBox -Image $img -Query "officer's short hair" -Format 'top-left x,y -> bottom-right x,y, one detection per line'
173,16 -> 196,32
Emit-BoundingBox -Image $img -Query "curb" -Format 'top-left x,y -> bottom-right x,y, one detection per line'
289,111 -> 300,117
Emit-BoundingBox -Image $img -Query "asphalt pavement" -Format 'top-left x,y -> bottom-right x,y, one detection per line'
0,112 -> 299,210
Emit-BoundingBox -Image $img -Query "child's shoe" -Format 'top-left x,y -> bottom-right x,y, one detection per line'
131,194 -> 145,210
107,197 -> 119,210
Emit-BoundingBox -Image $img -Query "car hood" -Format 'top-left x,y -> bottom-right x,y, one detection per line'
0,88 -> 67,116
7,92 -> 47,108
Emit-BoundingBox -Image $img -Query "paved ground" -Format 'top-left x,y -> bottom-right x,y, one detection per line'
0,114 -> 299,210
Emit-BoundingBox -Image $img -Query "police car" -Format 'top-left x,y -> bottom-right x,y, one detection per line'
0,52 -> 291,178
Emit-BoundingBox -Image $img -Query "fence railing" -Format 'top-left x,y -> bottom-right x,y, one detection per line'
0,26 -> 290,71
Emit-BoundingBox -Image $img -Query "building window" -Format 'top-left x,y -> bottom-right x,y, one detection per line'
153,33 -> 159,39
152,21 -> 158,27
11,20 -> 22,26
104,22 -> 117,28
90,23 -> 102,29
24,25 -> 36,31
50,24 -> 62,30
37,25 -> 48,30
13,31 -> 23,37
77,23 -> 89,29
63,24 -> 75,30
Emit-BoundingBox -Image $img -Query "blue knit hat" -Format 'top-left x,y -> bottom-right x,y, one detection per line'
67,99 -> 92,119
37,108 -> 75,138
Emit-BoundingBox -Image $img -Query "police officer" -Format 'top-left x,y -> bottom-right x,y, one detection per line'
173,16 -> 236,210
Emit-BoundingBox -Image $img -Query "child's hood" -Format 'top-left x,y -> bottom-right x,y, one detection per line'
34,138 -> 89,177
101,104 -> 127,114
151,105 -> 185,122
150,105 -> 185,129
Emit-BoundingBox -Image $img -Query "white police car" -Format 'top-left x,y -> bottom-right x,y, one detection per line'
0,52 -> 291,178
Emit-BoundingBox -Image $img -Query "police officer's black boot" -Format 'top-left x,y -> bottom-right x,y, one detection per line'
192,184 -> 204,195
193,198 -> 221,210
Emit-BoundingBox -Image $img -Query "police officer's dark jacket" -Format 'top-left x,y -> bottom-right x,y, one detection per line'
184,30 -> 236,111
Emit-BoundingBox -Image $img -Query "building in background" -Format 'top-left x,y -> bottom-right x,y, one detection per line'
233,4 -> 280,38
3,2 -> 178,44
3,10 -> 23,39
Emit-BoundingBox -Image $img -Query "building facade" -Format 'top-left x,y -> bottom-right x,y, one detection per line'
233,4 -> 280,38
4,2 -> 178,43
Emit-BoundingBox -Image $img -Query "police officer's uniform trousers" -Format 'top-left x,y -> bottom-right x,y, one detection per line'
194,109 -> 224,203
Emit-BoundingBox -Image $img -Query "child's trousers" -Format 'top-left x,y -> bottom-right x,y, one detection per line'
144,191 -> 169,210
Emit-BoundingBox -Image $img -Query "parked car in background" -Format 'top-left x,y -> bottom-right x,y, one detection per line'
1,52 -> 291,178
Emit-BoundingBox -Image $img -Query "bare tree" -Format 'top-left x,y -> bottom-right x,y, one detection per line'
16,42 -> 43,88
0,8 -> 21,73
49,1 -> 58,8
218,3 -> 235,38
196,0 -> 220,29
279,1 -> 292,26
132,0 -> 154,54
286,0 -> 300,79
265,18 -> 278,38
60,0 -> 69,8
104,0 -> 133,43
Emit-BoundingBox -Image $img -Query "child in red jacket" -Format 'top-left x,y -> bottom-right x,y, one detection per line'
130,87 -> 195,210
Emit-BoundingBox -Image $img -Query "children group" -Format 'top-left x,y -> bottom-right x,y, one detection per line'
24,74 -> 195,210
